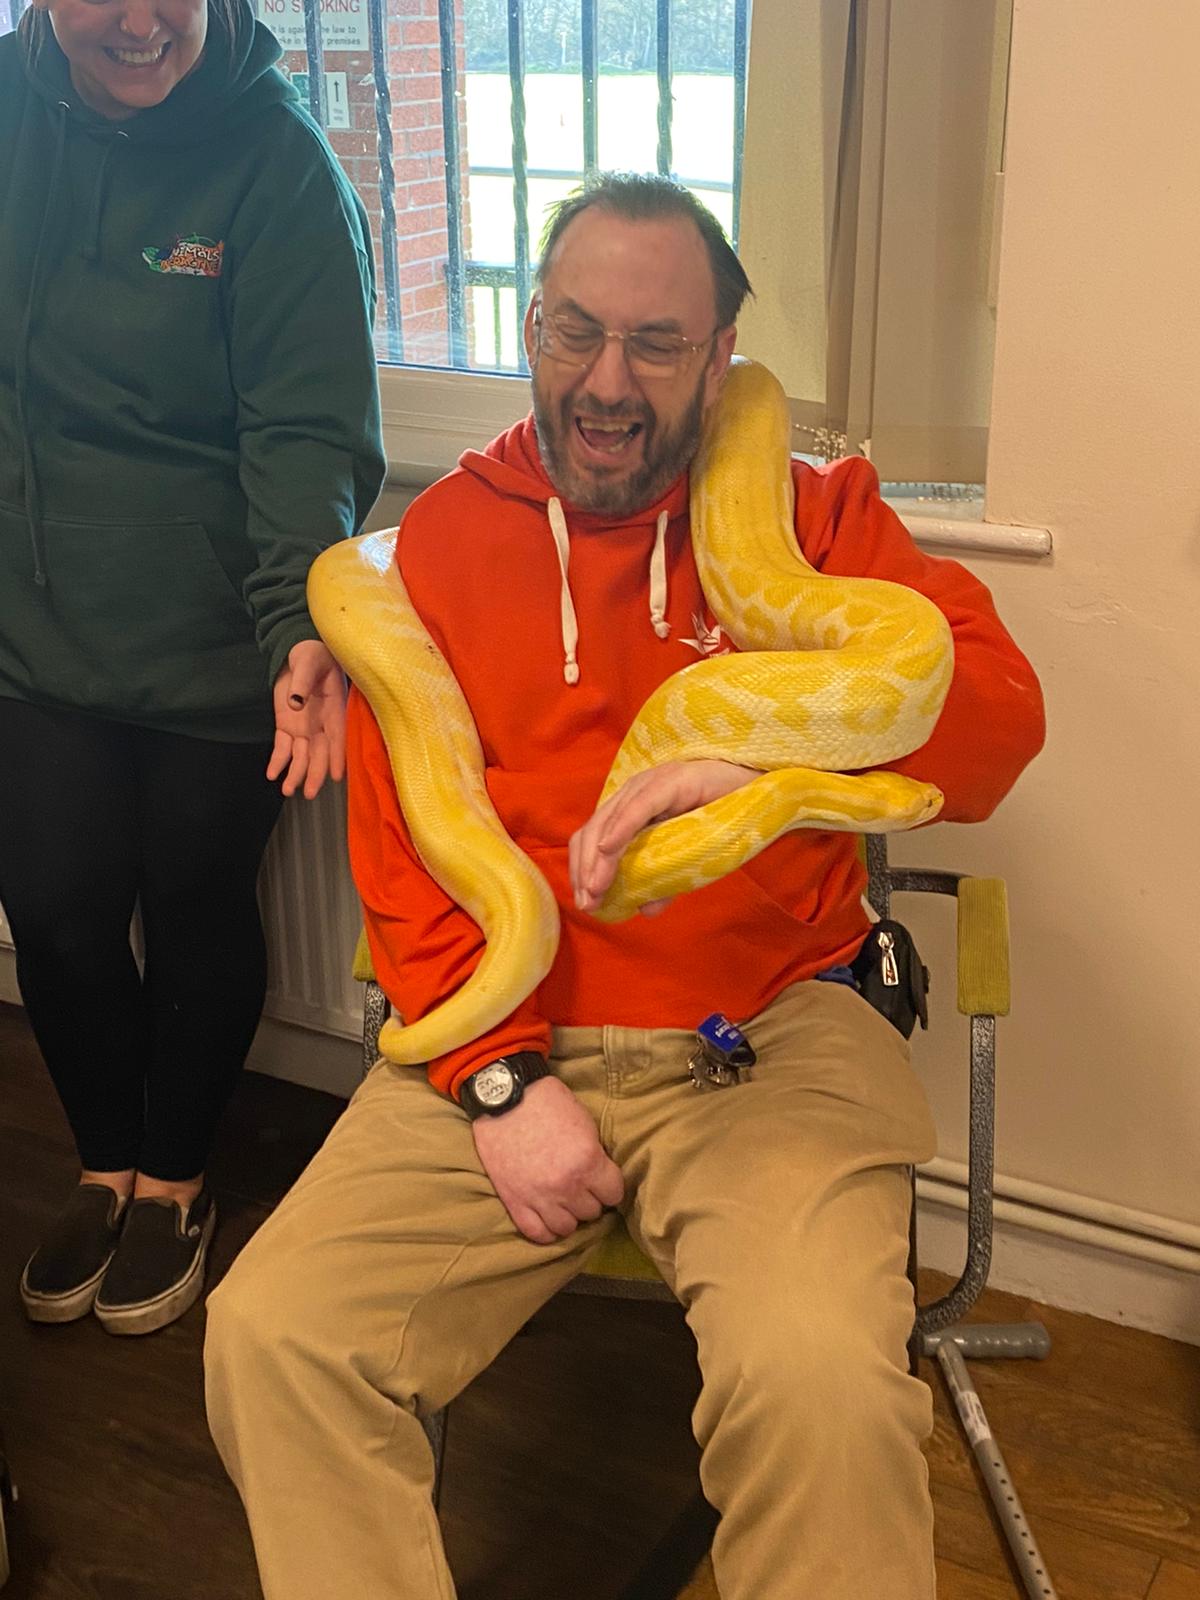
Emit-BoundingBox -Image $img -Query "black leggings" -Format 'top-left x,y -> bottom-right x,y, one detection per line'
0,698 -> 283,1179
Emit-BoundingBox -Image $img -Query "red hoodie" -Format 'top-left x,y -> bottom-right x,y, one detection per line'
347,416 -> 1045,1097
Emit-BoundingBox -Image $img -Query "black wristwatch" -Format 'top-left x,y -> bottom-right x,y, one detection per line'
459,1052 -> 552,1120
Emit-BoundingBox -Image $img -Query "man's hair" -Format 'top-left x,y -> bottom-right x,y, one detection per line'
535,172 -> 754,330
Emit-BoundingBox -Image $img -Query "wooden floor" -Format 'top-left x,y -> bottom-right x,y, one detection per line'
0,999 -> 1197,1600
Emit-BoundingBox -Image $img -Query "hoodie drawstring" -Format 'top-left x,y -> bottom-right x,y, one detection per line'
547,498 -> 581,685
14,100 -> 71,588
83,128 -> 129,263
649,509 -> 670,639
546,500 -> 674,686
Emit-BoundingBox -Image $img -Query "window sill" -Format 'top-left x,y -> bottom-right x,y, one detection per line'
380,365 -> 529,488
897,515 -> 1052,559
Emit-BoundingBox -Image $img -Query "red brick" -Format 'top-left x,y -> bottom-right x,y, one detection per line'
399,258 -> 437,289
408,126 -> 447,154
402,313 -> 449,345
392,155 -> 435,183
402,179 -> 446,209
396,47 -> 442,74
402,18 -> 439,45
395,202 -> 447,233
329,134 -> 374,159
389,100 -> 432,130
395,231 -> 445,264
408,282 -> 448,313
393,106 -> 443,137
393,71 -> 440,101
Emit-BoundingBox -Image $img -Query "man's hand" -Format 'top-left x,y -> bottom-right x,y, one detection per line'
268,640 -> 348,799
472,1076 -> 624,1244
569,758 -> 759,917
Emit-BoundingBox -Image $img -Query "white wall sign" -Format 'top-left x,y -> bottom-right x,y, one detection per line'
292,71 -> 352,129
257,0 -> 369,53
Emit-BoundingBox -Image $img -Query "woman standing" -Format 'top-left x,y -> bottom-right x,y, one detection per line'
0,0 -> 385,1332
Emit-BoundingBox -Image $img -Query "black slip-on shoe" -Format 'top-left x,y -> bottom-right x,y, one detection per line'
93,1189 -> 215,1337
20,1183 -> 128,1324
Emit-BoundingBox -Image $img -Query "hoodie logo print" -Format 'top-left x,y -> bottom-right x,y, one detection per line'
681,612 -> 732,657
142,235 -> 224,279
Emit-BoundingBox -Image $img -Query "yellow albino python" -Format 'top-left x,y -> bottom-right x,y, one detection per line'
308,359 -> 953,1065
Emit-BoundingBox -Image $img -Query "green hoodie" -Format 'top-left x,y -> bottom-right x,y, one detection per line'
0,2 -> 385,741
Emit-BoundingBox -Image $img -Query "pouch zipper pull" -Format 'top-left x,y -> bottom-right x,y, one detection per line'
878,930 -> 900,987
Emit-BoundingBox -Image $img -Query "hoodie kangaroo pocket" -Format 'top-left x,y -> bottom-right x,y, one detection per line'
0,505 -> 265,720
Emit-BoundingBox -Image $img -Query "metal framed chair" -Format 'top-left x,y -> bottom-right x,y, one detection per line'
355,837 -> 1060,1599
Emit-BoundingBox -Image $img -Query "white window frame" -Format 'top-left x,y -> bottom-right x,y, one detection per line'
374,4 -> 1050,560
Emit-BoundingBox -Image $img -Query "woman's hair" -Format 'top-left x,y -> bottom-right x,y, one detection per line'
536,172 -> 754,330
18,0 -> 243,68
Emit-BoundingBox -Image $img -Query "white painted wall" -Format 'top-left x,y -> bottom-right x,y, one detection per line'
884,0 -> 1200,1337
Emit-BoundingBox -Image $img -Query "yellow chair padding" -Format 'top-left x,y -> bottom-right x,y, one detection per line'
956,877 -> 1011,1017
352,928 -> 376,984
585,1219 -> 663,1283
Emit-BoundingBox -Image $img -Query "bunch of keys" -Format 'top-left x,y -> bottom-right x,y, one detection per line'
688,1012 -> 757,1090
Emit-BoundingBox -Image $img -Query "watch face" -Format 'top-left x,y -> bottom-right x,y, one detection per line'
472,1062 -> 517,1109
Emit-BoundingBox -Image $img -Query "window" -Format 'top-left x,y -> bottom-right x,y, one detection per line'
254,0 -> 749,375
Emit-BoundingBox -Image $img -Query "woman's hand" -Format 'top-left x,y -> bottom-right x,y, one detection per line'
268,640 -> 348,799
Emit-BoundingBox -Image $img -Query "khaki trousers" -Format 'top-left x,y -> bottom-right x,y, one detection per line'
205,980 -> 938,1600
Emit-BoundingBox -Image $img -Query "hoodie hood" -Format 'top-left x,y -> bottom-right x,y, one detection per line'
20,0 -> 296,147
459,415 -> 691,683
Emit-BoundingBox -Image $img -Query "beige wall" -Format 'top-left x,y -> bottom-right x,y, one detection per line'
892,0 -> 1200,1235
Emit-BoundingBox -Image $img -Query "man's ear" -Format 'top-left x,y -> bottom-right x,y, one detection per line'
522,297 -> 540,371
702,324 -> 738,410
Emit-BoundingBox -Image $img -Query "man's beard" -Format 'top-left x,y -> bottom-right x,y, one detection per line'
532,370 -> 707,518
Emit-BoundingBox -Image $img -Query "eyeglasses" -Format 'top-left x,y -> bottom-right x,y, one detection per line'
533,306 -> 717,380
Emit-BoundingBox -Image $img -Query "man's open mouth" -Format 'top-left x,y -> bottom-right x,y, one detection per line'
575,418 -> 644,454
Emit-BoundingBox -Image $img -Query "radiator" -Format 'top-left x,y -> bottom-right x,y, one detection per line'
259,786 -> 365,1042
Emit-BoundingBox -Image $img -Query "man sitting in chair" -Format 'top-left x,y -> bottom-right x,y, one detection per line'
205,174 -> 1044,1600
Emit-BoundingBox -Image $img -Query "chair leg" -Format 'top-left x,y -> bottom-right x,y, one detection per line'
419,1407 -> 448,1512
